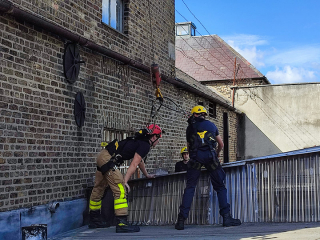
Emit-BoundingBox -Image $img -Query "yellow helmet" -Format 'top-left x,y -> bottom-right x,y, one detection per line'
180,147 -> 188,154
191,105 -> 207,115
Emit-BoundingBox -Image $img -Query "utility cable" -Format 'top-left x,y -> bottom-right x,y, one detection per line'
175,9 -> 235,81
248,88 -> 314,146
242,89 -> 301,148
179,0 -> 254,83
178,0 -> 316,147
256,91 -> 319,145
175,10 -> 249,87
176,47 -> 228,80
175,36 -> 230,79
180,0 -> 240,65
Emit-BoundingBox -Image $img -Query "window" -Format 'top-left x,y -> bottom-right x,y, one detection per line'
176,25 -> 189,36
175,22 -> 196,36
102,0 -> 123,32
208,102 -> 216,118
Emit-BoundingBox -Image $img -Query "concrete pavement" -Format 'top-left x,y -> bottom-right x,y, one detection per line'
49,222 -> 320,240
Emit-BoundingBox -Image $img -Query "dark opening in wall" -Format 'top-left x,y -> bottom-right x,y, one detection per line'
208,102 -> 216,118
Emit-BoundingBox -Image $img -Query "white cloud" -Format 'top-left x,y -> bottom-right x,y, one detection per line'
265,46 -> 320,66
232,45 -> 265,67
224,34 -> 268,46
266,66 -> 316,84
223,34 -> 268,68
221,34 -> 320,84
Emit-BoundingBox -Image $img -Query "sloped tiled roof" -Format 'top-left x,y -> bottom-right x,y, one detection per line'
176,35 -> 266,82
174,68 -> 241,113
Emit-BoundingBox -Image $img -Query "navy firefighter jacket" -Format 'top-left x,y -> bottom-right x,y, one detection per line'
186,117 -> 219,162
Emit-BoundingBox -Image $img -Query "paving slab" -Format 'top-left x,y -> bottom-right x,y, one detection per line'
49,222 -> 320,240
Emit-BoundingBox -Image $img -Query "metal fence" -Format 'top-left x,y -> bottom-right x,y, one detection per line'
127,148 -> 320,225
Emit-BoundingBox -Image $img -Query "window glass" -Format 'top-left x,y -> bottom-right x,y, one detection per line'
102,0 -> 123,32
176,25 -> 189,36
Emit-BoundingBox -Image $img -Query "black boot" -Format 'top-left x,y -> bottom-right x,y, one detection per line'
116,216 -> 140,233
175,213 -> 185,230
222,213 -> 241,227
88,210 -> 109,229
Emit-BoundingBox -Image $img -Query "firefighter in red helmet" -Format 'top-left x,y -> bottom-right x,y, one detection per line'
89,124 -> 162,233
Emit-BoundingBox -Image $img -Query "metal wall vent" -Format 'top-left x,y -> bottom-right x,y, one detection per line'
74,92 -> 86,127
63,43 -> 85,84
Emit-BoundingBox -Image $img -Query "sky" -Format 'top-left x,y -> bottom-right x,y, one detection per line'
175,0 -> 320,84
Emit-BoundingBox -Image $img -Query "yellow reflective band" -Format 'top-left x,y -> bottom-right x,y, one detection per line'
117,183 -> 125,199
89,205 -> 101,210
114,203 -> 128,210
114,198 -> 127,204
90,200 -> 102,206
89,200 -> 102,210
115,141 -> 119,150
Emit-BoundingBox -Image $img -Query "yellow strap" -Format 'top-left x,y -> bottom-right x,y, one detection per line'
155,87 -> 163,99
114,203 -> 128,210
197,131 -> 207,139
114,198 -> 127,204
118,183 -> 125,199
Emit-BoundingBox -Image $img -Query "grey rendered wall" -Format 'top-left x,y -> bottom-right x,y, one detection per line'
238,114 -> 281,159
235,83 -> 320,157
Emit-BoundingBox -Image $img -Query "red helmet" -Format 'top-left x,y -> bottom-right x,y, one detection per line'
146,124 -> 162,137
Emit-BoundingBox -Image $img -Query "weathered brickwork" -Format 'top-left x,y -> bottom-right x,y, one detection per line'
207,79 -> 268,100
10,0 -> 175,77
175,68 -> 240,163
0,0 -> 239,212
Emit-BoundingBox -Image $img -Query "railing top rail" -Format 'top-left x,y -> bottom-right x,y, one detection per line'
224,146 -> 320,167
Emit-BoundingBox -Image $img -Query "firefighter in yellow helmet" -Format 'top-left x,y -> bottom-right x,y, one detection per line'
175,105 -> 241,230
175,147 -> 189,172
89,124 -> 162,233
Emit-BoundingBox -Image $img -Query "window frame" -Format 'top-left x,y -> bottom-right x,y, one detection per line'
102,0 -> 124,32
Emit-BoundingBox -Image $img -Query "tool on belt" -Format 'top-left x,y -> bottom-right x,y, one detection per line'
97,139 -> 124,174
98,129 -> 150,174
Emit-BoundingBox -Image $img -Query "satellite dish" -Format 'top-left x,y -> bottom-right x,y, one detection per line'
63,43 -> 85,84
74,92 -> 86,127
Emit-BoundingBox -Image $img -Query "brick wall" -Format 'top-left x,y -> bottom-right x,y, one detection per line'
0,0 -> 239,212
206,79 -> 268,100
175,69 -> 240,164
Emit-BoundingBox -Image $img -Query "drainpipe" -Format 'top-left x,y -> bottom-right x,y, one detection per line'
0,0 -> 237,111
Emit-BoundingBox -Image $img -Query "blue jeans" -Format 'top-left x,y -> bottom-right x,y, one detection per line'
179,155 -> 230,219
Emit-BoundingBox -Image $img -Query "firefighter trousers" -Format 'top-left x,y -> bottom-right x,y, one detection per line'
179,165 -> 230,219
89,149 -> 128,216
